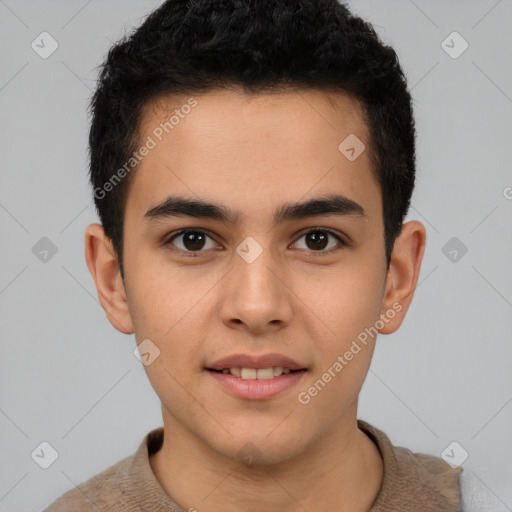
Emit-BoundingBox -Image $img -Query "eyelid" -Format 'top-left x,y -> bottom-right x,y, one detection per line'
293,226 -> 348,245
163,227 -> 348,255
163,228 -> 222,256
290,227 -> 348,255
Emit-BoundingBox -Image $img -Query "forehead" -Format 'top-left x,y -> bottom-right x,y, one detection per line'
139,86 -> 368,146
126,87 -> 381,227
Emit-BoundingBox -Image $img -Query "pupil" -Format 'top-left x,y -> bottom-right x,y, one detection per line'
307,231 -> 328,250
184,232 -> 205,251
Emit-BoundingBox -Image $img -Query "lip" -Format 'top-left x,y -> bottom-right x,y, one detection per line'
206,352 -> 306,371
206,369 -> 307,400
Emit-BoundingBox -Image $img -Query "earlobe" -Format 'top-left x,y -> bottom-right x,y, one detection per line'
378,220 -> 426,335
84,223 -> 134,335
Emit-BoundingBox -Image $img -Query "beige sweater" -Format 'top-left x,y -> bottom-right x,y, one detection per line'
42,420 -> 463,511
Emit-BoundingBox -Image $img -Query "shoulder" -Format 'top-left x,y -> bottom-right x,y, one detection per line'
460,470 -> 510,512
394,446 -> 463,508
41,454 -> 135,512
358,420 -> 462,511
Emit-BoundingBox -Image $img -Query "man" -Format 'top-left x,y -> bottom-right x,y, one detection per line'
44,0 -> 496,510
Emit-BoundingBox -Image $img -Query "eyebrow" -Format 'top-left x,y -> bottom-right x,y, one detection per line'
144,193 -> 367,226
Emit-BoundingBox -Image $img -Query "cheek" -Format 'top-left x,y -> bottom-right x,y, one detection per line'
126,253 -> 206,338
296,286 -> 380,424
125,254 -> 216,370
293,263 -> 383,404
294,260 -> 384,343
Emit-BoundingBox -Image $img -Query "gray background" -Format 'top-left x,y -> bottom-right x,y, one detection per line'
0,0 -> 511,510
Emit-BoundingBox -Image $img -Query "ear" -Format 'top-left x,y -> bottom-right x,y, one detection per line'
378,220 -> 426,334
84,223 -> 134,334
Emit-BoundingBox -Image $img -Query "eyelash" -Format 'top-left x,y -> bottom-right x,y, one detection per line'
163,228 -> 347,257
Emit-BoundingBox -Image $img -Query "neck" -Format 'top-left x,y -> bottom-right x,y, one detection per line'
149,406 -> 383,512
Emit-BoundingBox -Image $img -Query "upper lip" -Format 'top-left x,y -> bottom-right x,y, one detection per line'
207,353 -> 307,371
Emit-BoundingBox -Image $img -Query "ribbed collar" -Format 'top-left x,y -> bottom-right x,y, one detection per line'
358,420 -> 462,511
125,420 -> 462,511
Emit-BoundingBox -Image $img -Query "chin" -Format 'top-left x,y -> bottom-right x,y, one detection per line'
213,430 -> 307,467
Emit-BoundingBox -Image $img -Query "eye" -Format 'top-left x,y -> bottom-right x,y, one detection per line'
291,228 -> 346,253
164,227 -> 346,257
165,229 -> 219,256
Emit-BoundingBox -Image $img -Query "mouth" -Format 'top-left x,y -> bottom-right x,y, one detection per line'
206,367 -> 306,379
204,353 -> 308,400
205,352 -> 308,400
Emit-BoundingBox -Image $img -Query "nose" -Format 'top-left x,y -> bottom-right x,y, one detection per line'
218,241 -> 293,335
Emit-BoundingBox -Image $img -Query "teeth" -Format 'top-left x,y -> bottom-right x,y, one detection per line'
221,366 -> 293,379
241,368 -> 257,379
254,368 -> 274,380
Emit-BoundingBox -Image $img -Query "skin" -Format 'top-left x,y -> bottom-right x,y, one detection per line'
85,87 -> 426,512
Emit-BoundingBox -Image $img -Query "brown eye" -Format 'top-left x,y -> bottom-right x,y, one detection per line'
305,231 -> 329,250
166,230 -> 217,255
181,231 -> 207,251
292,229 -> 345,253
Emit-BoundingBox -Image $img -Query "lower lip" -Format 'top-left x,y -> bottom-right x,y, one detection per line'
206,370 -> 307,400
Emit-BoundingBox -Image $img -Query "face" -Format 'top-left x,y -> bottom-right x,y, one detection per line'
100,87 -> 408,464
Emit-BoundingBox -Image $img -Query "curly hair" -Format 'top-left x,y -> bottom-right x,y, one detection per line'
89,0 -> 416,279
